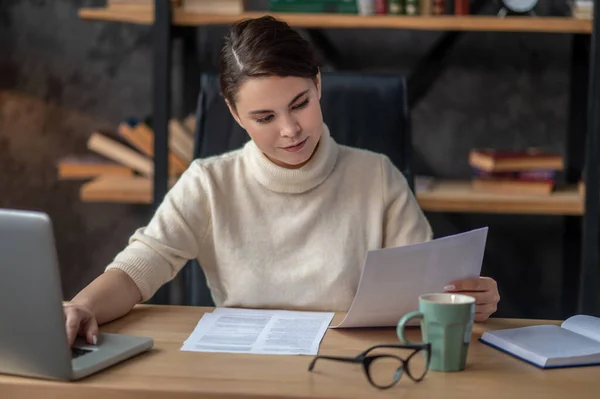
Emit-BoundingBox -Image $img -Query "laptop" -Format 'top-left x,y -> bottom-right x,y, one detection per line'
0,208 -> 153,381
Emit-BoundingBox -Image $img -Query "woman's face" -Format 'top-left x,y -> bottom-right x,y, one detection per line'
227,74 -> 323,169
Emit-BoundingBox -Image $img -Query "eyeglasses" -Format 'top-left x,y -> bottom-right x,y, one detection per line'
308,343 -> 431,390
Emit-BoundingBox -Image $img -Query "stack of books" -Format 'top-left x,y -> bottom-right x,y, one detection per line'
57,116 -> 196,202
468,148 -> 564,196
270,0 -> 359,13
269,0 -> 472,15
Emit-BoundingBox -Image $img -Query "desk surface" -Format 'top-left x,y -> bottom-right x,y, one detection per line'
1,305 -> 598,398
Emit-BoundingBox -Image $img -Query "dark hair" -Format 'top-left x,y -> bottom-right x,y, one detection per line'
219,15 -> 320,107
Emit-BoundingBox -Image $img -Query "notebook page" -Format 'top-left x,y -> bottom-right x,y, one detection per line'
561,315 -> 600,343
180,308 -> 334,355
487,325 -> 600,361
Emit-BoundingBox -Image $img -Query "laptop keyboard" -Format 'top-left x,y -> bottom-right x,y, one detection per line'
71,347 -> 92,359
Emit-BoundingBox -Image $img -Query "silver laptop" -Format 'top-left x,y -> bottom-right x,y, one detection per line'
0,208 -> 153,380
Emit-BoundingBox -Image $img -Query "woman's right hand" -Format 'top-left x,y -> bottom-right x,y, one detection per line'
63,302 -> 99,347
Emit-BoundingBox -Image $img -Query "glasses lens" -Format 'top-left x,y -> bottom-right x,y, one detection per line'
406,348 -> 429,381
368,355 -> 403,388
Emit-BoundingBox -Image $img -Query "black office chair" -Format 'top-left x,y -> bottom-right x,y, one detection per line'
183,71 -> 415,306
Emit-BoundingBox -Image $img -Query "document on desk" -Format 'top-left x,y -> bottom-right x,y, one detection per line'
181,308 -> 334,355
331,227 -> 488,329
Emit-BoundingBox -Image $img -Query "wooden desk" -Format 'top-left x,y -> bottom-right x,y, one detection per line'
0,305 -> 598,398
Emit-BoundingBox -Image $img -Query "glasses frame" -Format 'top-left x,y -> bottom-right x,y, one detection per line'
308,343 -> 431,390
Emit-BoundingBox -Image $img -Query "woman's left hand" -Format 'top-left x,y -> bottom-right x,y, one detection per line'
444,277 -> 500,322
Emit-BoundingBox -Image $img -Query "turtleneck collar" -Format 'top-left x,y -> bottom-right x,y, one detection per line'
243,123 -> 339,194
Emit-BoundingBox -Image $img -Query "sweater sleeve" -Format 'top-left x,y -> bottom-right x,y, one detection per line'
381,156 -> 433,247
105,162 -> 211,301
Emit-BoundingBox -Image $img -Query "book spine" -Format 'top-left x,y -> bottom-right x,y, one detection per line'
375,0 -> 388,13
357,0 -> 376,15
405,0 -> 419,15
432,0 -> 444,15
388,0 -> 404,14
445,0 -> 454,14
472,168 -> 557,181
455,0 -> 469,15
269,1 -> 358,13
420,0 -> 432,15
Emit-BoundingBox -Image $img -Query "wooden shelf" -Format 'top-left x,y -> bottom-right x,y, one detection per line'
418,180 -> 583,215
80,176 -> 584,215
80,175 -> 174,204
78,8 -> 592,33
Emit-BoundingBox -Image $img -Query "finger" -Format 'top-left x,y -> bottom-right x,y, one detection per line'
456,291 -> 499,305
81,316 -> 99,345
474,312 -> 491,322
446,277 -> 495,292
444,278 -> 483,292
65,312 -> 80,347
475,303 -> 497,317
452,291 -> 495,305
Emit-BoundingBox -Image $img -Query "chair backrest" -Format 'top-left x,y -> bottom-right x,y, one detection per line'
192,71 -> 414,190
185,71 -> 414,306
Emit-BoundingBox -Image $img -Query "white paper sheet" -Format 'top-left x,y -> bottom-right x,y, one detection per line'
181,308 -> 334,355
331,227 -> 488,328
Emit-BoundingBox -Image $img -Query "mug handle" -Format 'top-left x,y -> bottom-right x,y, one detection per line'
397,311 -> 424,344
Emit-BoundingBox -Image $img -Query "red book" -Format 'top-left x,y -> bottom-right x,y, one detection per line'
473,168 -> 557,181
374,0 -> 387,14
455,0 -> 469,15
432,0 -> 445,15
468,148 -> 564,172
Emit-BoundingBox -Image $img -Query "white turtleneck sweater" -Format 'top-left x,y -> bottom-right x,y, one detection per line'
106,125 -> 432,311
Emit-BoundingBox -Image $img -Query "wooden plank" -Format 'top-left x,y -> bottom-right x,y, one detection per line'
80,175 -> 175,204
87,132 -> 154,178
79,7 -> 155,24
417,180 -> 584,215
78,8 -> 592,33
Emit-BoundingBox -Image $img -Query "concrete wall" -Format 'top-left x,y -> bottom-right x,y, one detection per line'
0,0 -> 580,318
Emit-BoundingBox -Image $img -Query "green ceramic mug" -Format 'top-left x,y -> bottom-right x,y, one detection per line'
396,293 -> 475,372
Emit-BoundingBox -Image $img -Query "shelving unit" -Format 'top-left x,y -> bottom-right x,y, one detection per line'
77,3 -> 600,315
78,8 -> 592,33
77,6 -> 594,214
80,176 -> 168,204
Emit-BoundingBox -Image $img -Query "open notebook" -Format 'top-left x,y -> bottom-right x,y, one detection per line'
480,315 -> 600,369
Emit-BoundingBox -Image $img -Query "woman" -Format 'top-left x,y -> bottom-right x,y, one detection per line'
64,16 -> 500,346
